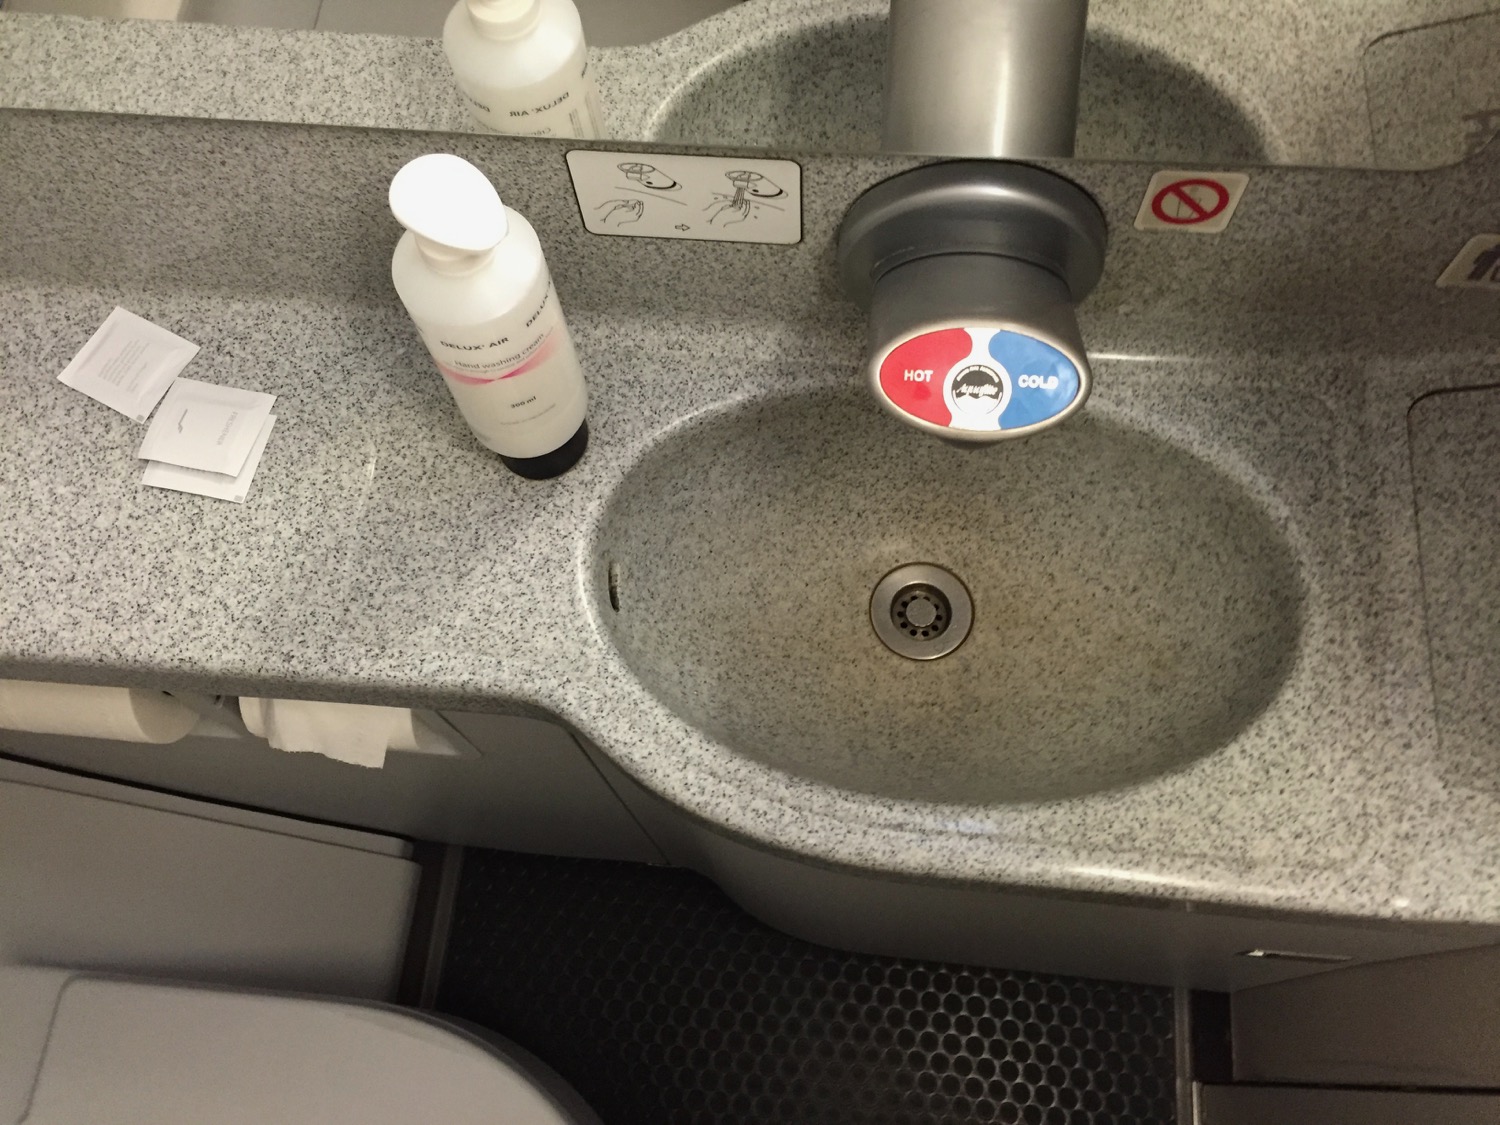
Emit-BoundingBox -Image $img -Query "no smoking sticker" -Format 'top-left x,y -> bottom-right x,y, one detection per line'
1134,170 -> 1250,233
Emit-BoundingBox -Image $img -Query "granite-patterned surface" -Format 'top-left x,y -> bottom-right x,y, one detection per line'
0,12 -> 473,132
5,0 -> 1500,168
3,109 -> 1500,928
1365,9 -> 1500,168
597,389 -> 1308,806
1409,389 -> 1500,797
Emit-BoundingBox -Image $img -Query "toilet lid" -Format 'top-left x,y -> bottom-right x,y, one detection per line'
20,977 -> 575,1125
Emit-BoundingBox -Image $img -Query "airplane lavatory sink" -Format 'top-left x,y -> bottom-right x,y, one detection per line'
593,387 -> 1304,805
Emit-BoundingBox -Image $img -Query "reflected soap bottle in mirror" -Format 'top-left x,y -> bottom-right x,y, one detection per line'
443,0 -> 604,139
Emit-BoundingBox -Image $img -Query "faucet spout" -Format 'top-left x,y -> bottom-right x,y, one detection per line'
882,0 -> 1089,158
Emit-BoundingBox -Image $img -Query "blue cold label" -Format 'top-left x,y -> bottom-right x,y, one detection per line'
988,331 -> 1081,430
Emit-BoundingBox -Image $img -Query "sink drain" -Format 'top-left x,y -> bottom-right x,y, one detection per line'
871,564 -> 973,660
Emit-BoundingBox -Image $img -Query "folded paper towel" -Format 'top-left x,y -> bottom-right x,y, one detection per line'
238,698 -> 407,768
0,680 -> 198,743
237,698 -> 471,768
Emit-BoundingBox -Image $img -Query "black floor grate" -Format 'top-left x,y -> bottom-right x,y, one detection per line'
438,850 -> 1176,1125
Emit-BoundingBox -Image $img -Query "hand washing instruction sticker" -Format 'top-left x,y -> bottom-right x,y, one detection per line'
566,151 -> 801,244
874,327 -> 1086,435
1134,170 -> 1249,233
1436,233 -> 1500,288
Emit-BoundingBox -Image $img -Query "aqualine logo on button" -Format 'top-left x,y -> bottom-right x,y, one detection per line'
950,365 -> 1006,417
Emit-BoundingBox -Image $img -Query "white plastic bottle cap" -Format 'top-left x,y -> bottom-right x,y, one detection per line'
389,153 -> 508,260
465,0 -> 542,38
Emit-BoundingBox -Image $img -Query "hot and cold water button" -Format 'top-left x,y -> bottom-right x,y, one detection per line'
839,162 -> 1106,443
989,329 -> 1081,431
875,327 -> 971,429
875,327 -> 1083,435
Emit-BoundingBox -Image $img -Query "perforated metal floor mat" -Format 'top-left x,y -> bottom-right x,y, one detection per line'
438,850 -> 1176,1125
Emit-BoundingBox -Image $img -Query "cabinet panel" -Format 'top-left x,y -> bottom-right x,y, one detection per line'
587,747 -> 1500,991
1,709 -> 663,863
1232,944 -> 1500,1086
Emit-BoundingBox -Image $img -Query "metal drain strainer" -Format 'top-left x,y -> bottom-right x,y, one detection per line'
871,564 -> 973,660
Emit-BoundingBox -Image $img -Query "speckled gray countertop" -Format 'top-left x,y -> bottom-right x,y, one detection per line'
2,108 -> 1498,929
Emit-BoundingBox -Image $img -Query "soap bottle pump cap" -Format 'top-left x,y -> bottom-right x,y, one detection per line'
464,0 -> 542,38
389,154 -> 508,269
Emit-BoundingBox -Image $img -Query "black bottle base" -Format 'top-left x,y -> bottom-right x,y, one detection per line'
500,420 -> 589,480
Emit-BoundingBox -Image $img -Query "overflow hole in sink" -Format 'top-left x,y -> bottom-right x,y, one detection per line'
607,560 -> 622,613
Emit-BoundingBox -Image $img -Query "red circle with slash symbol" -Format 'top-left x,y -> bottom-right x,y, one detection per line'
1150,178 -> 1231,225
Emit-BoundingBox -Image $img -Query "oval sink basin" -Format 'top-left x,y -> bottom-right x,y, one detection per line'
648,14 -> 1268,163
596,389 -> 1303,805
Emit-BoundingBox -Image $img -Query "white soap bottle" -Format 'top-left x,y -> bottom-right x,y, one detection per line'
443,0 -> 604,139
389,153 -> 589,479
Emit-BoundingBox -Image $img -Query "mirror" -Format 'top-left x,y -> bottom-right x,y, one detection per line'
3,0 -> 1498,171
